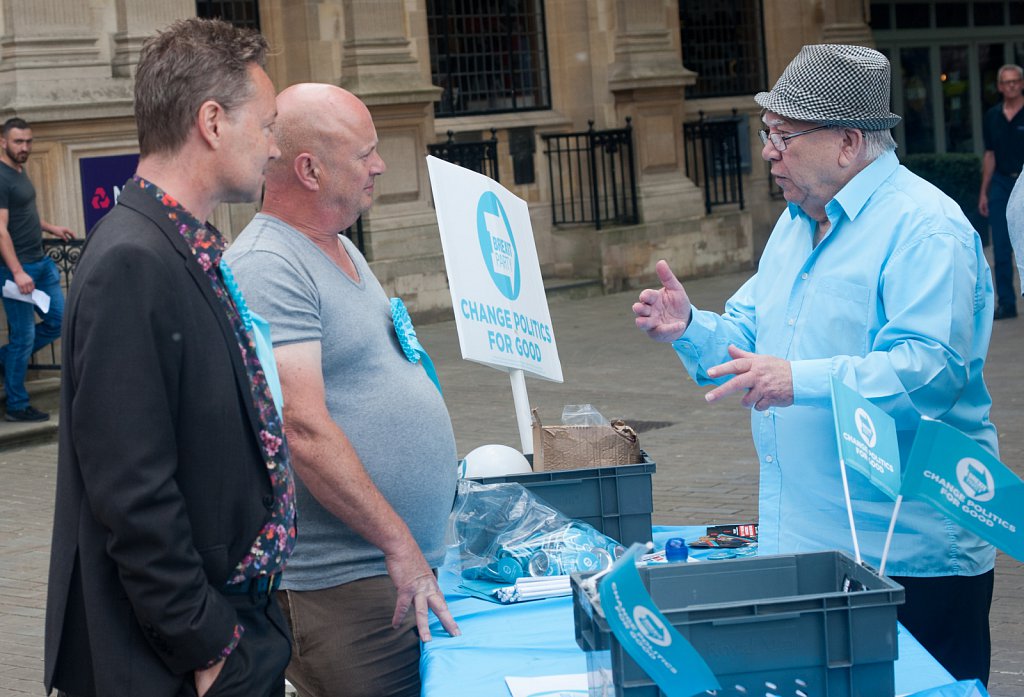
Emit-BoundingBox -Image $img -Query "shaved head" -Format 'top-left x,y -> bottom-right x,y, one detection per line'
262,83 -> 385,232
271,84 -> 371,171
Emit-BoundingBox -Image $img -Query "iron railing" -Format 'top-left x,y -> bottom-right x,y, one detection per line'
427,128 -> 500,181
19,239 -> 85,370
541,118 -> 638,230
683,111 -> 746,215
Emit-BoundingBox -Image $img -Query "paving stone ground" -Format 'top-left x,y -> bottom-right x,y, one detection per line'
2,270 -> 1022,696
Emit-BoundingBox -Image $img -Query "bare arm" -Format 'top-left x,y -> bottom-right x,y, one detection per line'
274,341 -> 459,640
40,218 -> 75,240
0,208 -> 32,293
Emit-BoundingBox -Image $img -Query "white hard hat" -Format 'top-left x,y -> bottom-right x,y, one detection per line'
460,444 -> 532,478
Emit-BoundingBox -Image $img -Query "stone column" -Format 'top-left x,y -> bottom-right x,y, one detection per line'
605,0 -> 704,223
337,0 -> 443,266
112,0 -> 192,78
0,0 -> 113,116
821,0 -> 874,46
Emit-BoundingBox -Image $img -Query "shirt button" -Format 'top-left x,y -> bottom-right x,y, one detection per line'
765,455 -> 774,463
801,273 -> 809,280
787,318 -> 795,326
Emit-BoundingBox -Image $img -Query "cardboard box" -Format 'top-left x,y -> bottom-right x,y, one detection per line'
531,408 -> 640,471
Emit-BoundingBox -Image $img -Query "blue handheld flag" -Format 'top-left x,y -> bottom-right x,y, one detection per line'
903,419 -> 1024,563
596,544 -> 720,697
830,375 -> 902,500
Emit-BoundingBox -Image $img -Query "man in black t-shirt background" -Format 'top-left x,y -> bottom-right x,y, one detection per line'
0,117 -> 75,422
979,64 -> 1024,321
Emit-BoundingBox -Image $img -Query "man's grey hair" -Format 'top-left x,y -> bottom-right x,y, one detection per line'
998,64 -> 1024,81
862,129 -> 898,161
134,18 -> 268,158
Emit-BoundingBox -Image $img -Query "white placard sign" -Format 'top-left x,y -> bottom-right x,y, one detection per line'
427,155 -> 563,383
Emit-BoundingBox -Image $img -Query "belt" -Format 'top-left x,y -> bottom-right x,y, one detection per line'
222,572 -> 282,597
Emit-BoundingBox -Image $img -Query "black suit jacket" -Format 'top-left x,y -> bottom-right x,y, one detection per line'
45,181 -> 275,696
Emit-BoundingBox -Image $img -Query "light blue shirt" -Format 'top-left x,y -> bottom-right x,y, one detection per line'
1006,174 -> 1024,288
673,151 -> 997,577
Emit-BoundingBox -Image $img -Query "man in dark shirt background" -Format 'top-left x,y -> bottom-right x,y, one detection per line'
979,64 -> 1024,320
0,116 -> 75,421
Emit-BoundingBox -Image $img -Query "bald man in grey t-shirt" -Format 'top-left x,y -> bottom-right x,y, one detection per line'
225,84 -> 459,697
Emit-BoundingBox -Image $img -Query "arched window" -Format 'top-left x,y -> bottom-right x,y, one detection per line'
428,0 -> 551,117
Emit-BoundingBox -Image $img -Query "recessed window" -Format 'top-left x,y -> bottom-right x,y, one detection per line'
428,0 -> 551,117
195,1 -> 260,30
680,0 -> 767,99
894,3 -> 930,29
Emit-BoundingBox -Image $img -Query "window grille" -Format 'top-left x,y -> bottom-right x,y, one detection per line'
428,129 -> 501,182
195,0 -> 261,30
680,0 -> 766,99
428,0 -> 551,117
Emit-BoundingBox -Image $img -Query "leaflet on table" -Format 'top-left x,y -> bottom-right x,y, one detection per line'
2,280 -> 50,313
504,673 -> 588,697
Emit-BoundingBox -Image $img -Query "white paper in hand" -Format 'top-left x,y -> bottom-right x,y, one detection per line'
3,280 -> 50,313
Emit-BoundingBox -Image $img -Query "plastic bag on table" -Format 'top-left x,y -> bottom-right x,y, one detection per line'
560,403 -> 610,426
445,479 -> 623,584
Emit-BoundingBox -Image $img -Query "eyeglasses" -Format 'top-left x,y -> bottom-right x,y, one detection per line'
758,125 -> 832,152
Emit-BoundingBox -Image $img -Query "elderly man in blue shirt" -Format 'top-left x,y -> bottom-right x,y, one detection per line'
634,44 -> 997,685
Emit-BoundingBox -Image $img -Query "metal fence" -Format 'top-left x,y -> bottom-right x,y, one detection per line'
683,111 -> 745,215
427,128 -> 500,181
541,119 -> 638,230
17,239 -> 85,370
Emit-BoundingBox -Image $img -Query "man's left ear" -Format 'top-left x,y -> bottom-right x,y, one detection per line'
838,128 -> 863,167
197,100 -> 226,149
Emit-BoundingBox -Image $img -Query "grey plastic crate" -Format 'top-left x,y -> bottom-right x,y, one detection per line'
471,451 -> 655,546
572,551 -> 905,697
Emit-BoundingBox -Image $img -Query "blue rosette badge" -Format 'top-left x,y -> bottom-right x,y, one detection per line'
391,297 -> 442,395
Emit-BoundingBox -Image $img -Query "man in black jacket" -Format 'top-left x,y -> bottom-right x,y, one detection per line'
45,18 -> 295,697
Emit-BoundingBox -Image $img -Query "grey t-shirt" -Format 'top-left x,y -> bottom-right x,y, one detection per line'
0,161 -> 43,265
225,214 -> 458,590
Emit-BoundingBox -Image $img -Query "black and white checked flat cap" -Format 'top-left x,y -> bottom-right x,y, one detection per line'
755,44 -> 901,131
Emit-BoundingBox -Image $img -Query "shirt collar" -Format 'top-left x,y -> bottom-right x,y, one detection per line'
134,175 -> 226,268
786,150 -> 900,224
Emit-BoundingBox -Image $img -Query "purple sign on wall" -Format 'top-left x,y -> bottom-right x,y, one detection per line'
79,153 -> 139,233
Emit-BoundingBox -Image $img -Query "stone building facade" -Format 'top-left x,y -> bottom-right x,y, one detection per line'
2,1 -> 1021,321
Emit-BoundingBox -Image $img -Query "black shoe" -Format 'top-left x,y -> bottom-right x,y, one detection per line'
994,305 -> 1018,320
4,405 -> 50,422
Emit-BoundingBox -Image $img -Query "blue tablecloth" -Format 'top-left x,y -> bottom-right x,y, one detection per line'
422,525 -> 963,696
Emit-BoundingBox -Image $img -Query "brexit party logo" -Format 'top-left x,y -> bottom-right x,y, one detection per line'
855,407 -> 877,448
476,191 -> 520,300
956,458 -> 996,503
633,606 -> 672,648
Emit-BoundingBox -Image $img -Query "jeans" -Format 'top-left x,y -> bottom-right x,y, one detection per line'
987,173 -> 1018,310
0,258 -> 65,411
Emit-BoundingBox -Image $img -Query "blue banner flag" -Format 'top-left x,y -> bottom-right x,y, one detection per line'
597,545 -> 720,697
903,419 -> 1024,563
830,375 -> 902,500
